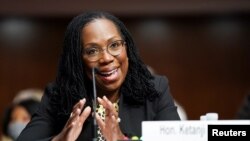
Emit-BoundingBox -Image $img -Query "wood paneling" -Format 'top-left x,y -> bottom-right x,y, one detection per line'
0,0 -> 250,137
0,0 -> 250,17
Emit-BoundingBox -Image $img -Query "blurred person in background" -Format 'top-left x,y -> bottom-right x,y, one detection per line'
1,99 -> 40,141
1,89 -> 43,141
12,88 -> 43,104
17,11 -> 180,141
236,92 -> 250,119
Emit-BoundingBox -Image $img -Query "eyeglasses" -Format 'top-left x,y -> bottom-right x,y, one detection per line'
83,40 -> 126,62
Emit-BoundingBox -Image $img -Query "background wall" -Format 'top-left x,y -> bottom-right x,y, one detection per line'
1,0 -> 250,135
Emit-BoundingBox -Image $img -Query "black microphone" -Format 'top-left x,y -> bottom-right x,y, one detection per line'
92,67 -> 98,141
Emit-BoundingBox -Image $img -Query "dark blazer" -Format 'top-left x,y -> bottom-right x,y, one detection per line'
17,75 -> 180,141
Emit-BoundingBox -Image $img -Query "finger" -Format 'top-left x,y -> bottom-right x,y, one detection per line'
79,98 -> 86,110
97,97 -> 110,117
99,96 -> 113,110
96,113 -> 105,131
69,108 -> 81,122
70,98 -> 87,119
111,115 -> 121,124
98,97 -> 111,117
97,97 -> 107,108
79,106 -> 91,126
72,98 -> 86,113
67,108 -> 81,128
64,99 -> 86,131
111,115 -> 117,123
103,96 -> 118,117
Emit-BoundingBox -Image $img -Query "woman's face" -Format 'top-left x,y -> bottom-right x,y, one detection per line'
11,106 -> 30,123
82,19 -> 129,93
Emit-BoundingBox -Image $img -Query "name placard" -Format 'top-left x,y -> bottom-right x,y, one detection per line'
142,120 -> 250,141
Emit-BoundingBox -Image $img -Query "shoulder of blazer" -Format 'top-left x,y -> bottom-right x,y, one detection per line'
152,74 -> 169,93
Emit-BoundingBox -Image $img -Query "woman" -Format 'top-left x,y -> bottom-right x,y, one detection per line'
17,11 -> 180,141
237,93 -> 250,119
2,99 -> 40,141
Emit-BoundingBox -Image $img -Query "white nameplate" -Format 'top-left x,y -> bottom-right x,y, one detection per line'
142,120 -> 250,141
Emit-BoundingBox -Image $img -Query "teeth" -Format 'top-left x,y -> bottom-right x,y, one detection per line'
99,69 -> 117,76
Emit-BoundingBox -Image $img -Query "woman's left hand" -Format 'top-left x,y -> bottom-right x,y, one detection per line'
96,96 -> 125,141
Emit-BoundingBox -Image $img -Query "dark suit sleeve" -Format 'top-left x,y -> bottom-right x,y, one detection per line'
154,76 -> 181,120
17,92 -> 57,141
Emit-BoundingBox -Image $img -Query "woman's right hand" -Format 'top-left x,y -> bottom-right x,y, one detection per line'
52,98 -> 91,141
96,96 -> 126,141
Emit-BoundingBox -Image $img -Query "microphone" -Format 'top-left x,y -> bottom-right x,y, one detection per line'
92,67 -> 98,141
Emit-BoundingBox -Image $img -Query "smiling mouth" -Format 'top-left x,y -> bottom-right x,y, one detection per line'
96,68 -> 118,77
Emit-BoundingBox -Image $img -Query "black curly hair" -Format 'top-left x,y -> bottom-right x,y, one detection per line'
49,11 -> 159,120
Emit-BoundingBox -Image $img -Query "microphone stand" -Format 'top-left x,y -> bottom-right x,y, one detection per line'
92,68 -> 98,141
